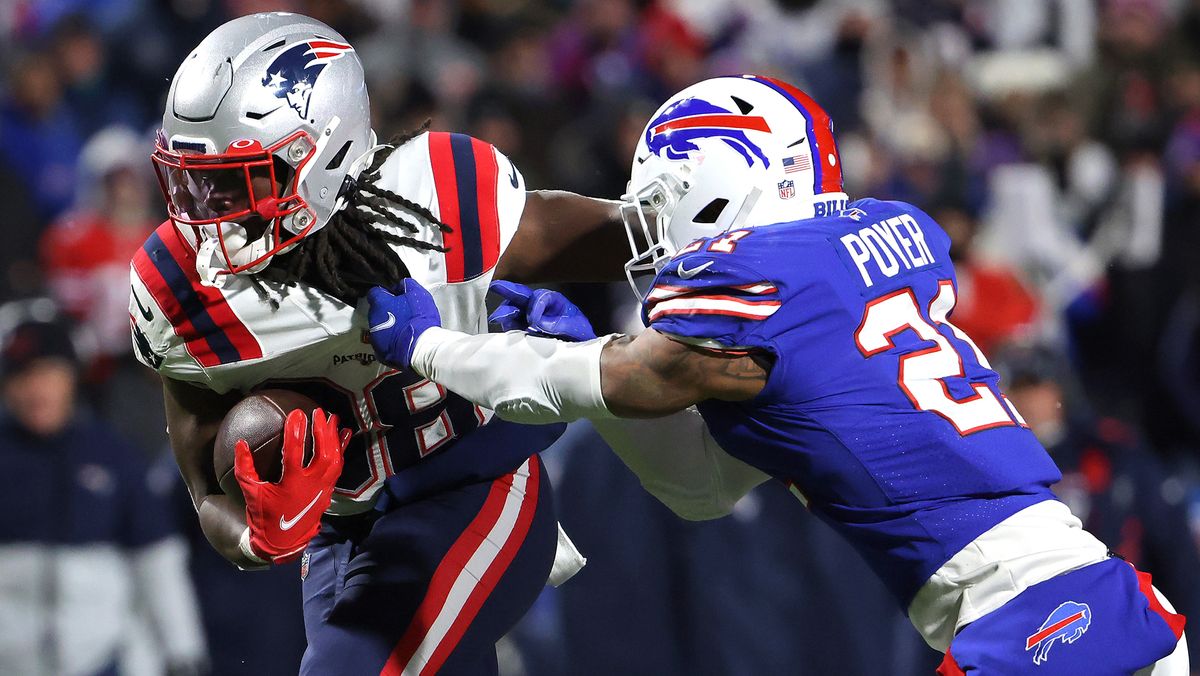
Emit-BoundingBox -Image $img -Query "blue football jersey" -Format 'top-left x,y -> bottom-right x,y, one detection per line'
642,198 -> 1062,606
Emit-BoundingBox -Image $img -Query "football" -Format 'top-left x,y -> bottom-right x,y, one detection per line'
213,389 -> 320,500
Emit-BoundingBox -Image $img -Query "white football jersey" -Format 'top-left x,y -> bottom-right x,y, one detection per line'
130,131 -> 526,514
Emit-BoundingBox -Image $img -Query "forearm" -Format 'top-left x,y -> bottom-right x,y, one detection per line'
161,379 -> 264,568
411,327 -> 615,423
498,191 -> 626,283
197,493 -> 265,569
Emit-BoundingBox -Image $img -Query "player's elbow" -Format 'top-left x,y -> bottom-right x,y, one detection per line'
639,480 -> 737,521
603,397 -> 692,419
493,397 -> 579,424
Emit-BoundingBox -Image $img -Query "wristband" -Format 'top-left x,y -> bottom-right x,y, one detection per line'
237,527 -> 271,570
411,327 -> 615,424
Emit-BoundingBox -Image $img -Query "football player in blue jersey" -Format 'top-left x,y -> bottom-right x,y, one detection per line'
367,75 -> 1191,674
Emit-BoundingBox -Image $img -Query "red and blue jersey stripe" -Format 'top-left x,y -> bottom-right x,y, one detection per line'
427,132 -> 502,283
131,223 -> 262,367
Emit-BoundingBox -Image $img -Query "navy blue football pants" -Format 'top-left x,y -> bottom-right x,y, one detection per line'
299,455 -> 557,675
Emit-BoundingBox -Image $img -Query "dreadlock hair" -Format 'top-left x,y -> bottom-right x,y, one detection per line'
270,120 -> 453,305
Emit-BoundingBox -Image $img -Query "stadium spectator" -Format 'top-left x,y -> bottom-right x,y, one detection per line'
40,126 -> 157,379
0,50 -> 84,223
0,301 -> 207,676
937,202 -> 1039,353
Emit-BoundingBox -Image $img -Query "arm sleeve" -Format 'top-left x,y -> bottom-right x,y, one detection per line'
410,327 -> 616,424
590,409 -> 770,521
410,327 -> 770,518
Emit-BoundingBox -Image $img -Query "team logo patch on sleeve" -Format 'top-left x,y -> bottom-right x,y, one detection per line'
262,40 -> 354,119
1025,601 -> 1092,665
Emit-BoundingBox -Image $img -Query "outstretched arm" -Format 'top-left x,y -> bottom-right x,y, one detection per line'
368,279 -> 772,518
599,330 -> 769,417
496,191 -> 627,283
370,279 -> 769,421
405,324 -> 767,423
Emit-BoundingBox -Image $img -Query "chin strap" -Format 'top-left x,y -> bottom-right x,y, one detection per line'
726,186 -> 763,232
195,237 -> 228,288
194,223 -> 275,288
332,129 -> 384,215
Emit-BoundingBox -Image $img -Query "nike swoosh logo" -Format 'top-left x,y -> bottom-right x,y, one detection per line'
368,312 -> 396,333
676,260 -> 713,279
279,491 -> 324,531
131,287 -> 154,321
508,162 -> 520,189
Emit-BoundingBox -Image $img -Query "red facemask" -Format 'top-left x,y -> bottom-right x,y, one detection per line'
151,129 -> 318,280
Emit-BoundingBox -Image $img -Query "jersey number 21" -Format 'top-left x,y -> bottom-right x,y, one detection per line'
854,280 -> 1026,435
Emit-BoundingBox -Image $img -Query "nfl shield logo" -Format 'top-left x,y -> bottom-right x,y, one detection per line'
778,179 -> 795,199
300,552 -> 311,580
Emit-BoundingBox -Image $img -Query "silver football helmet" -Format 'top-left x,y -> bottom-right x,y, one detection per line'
152,12 -> 372,286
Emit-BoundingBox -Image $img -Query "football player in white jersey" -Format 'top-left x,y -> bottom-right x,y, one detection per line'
129,12 -> 635,675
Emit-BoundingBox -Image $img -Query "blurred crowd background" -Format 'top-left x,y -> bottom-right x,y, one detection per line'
1,0 -> 1199,674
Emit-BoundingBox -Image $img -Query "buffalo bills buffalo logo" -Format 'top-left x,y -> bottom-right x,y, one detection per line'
262,40 -> 354,120
646,98 -> 771,169
1025,601 -> 1092,665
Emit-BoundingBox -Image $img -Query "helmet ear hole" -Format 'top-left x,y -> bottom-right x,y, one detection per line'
693,198 -> 729,224
324,140 -> 353,171
271,156 -> 295,197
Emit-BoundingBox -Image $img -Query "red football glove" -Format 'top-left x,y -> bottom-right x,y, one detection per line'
234,408 -> 350,564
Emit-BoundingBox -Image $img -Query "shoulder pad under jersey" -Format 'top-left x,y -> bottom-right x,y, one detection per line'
642,229 -> 782,350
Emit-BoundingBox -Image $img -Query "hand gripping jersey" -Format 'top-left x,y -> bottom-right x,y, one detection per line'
642,198 -> 1063,607
130,132 -> 530,515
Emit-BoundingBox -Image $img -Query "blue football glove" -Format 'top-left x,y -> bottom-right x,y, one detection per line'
488,280 -> 597,342
366,278 -> 441,371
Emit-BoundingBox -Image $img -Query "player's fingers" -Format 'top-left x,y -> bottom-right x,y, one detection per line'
366,286 -> 396,316
321,428 -> 351,483
401,277 -> 429,298
488,303 -> 526,331
280,408 -> 308,478
305,409 -> 329,471
315,410 -> 342,471
489,280 -> 533,307
528,289 -> 562,324
233,439 -> 262,484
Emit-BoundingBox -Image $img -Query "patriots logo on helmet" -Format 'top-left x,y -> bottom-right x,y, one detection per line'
1025,601 -> 1092,665
262,40 -> 354,120
646,97 -> 772,169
